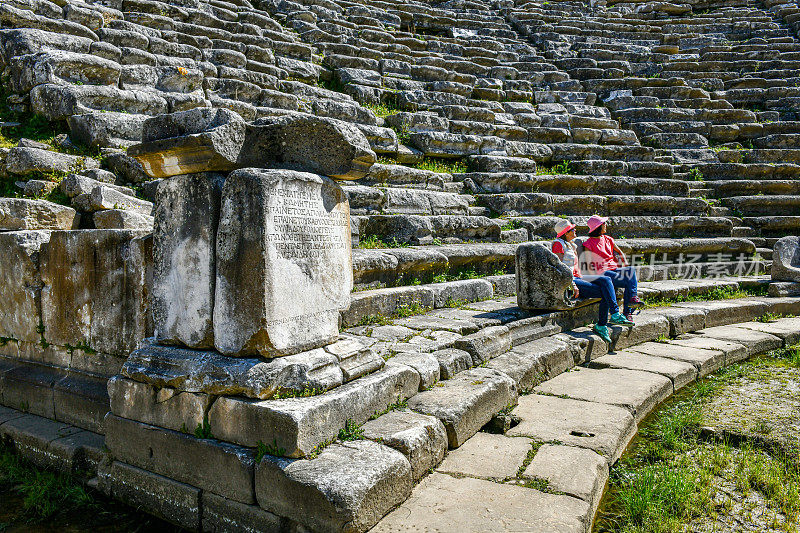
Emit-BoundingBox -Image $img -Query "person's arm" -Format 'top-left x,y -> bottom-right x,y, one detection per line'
572,281 -> 579,298
611,239 -> 628,266
552,241 -> 565,262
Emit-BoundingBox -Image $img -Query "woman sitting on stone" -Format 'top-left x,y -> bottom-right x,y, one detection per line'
552,219 -> 633,344
582,215 -> 643,322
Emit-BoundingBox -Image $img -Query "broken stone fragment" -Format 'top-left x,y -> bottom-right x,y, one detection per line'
772,235 -> 800,283
93,209 -> 154,230
0,198 -> 78,230
516,242 -> 575,311
5,146 -> 99,176
128,108 -> 246,179
239,115 -> 376,180
255,440 -> 412,533
128,110 -> 376,180
214,168 -> 352,357
120,342 -> 343,400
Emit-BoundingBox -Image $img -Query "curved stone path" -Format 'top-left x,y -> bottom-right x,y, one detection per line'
373,315 -> 800,533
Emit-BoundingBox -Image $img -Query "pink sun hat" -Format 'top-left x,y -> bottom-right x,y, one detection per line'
587,215 -> 608,233
554,219 -> 576,238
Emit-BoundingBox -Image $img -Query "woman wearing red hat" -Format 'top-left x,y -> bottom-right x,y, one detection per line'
581,215 -> 643,322
552,219 -> 633,344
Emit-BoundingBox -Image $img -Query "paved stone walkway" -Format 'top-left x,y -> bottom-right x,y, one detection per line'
373,317 -> 800,532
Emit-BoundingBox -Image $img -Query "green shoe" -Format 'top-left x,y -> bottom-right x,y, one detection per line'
593,324 -> 612,344
609,312 -> 635,326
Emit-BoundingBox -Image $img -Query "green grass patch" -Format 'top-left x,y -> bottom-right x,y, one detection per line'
642,285 -> 766,308
412,157 -> 467,174
358,234 -> 411,249
0,443 -> 93,520
595,356 -> 800,532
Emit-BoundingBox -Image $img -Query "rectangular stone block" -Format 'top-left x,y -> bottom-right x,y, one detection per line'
108,376 -> 209,434
343,286 -> 435,328
508,394 -> 636,462
670,336 -> 748,366
362,410 -> 447,481
101,461 -> 201,532
202,492 -> 285,533
255,440 -> 412,533
104,414 -> 256,504
207,364 -> 420,457
53,373 -> 109,433
628,341 -> 724,378
407,367 -> 518,448
153,173 -> 225,349
1,361 -> 61,418
691,325 -> 782,357
610,312 -> 669,350
121,342 -> 343,400
214,168 -> 352,357
0,413 -> 83,469
0,230 -> 50,343
674,299 -> 768,328
535,367 -> 672,423
487,336 -> 574,391
40,230 -> 151,357
453,325 -> 512,365
590,351 -> 697,391
651,306 -> 706,336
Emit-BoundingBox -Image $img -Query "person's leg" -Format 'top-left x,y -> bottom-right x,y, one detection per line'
604,268 -> 634,315
591,276 -> 619,317
575,278 -> 607,326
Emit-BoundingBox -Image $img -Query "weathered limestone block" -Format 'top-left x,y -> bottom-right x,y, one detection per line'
105,414 -> 256,504
362,410 -> 447,481
40,230 -> 151,357
152,174 -> 224,348
108,376 -> 211,433
0,29 -> 92,61
0,230 -> 50,343
0,198 -> 78,231
257,440 -> 412,533
487,337 -> 574,391
68,112 -> 149,149
240,115 -> 376,180
99,461 -> 201,532
129,108 -> 246,179
325,338 -> 383,383
407,367 -> 517,448
5,146 -> 99,176
772,236 -> 800,282
535,367 -> 672,423
60,174 -> 135,199
522,444 -> 609,516
121,342 -> 344,400
72,186 -> 153,216
453,325 -> 512,365
508,395 -> 636,462
202,492 -> 284,533
516,242 -> 574,311
373,473 -> 589,533
30,84 -> 168,121
207,364 -> 420,456
9,50 -> 120,93
93,209 -> 154,230
214,169 -> 352,357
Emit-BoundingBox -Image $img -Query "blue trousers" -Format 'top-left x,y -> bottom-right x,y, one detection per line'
574,276 -> 619,326
603,266 -> 638,314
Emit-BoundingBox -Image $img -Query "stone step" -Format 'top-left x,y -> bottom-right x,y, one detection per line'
479,193 -> 710,217
721,194 -> 800,216
510,215 -> 735,239
459,172 -> 690,196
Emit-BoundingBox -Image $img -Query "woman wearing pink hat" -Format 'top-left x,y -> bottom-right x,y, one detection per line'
552,219 -> 633,344
582,215 -> 642,321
